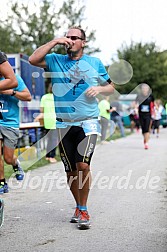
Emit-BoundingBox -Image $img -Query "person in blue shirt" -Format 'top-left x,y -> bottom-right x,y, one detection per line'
0,51 -> 18,227
0,53 -> 31,194
29,26 -> 114,230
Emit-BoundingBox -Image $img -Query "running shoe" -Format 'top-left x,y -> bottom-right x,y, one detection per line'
78,210 -> 91,230
70,207 -> 80,223
144,143 -> 149,149
0,199 -> 4,227
13,160 -> 24,181
0,183 -> 9,194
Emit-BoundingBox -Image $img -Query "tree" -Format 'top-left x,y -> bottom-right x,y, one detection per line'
57,0 -> 99,55
112,42 -> 167,101
0,21 -> 22,53
0,0 -> 99,56
9,0 -> 60,55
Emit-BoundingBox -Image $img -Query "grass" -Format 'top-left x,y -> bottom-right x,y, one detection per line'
106,128 -> 131,141
4,128 -> 132,179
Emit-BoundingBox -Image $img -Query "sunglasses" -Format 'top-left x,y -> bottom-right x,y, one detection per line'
66,36 -> 84,41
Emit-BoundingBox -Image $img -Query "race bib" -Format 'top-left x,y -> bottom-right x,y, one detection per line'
141,105 -> 149,112
81,119 -> 101,136
0,99 -> 9,113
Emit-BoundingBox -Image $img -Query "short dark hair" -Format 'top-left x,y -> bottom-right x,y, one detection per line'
68,26 -> 86,40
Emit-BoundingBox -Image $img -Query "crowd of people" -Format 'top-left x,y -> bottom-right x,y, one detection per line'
0,26 -> 166,231
98,83 -> 165,149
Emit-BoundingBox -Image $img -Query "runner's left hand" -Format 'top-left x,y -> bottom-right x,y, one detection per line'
85,86 -> 101,97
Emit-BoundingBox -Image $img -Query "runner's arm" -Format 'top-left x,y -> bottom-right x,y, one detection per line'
29,38 -> 74,68
0,61 -> 18,90
0,88 -> 31,101
34,107 -> 44,122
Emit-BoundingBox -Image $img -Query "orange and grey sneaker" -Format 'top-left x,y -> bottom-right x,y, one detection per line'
70,207 -> 80,223
78,210 -> 91,230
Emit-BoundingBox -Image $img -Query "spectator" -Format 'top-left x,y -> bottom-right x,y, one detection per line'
110,100 -> 125,137
34,83 -> 58,163
152,99 -> 164,137
129,101 -> 140,133
98,96 -> 110,143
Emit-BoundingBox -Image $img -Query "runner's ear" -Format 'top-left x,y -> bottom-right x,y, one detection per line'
82,40 -> 86,48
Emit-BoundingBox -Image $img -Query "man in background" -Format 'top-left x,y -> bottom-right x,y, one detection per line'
98,96 -> 110,143
110,99 -> 125,137
34,83 -> 58,163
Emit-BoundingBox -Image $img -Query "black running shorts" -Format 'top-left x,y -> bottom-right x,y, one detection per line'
139,115 -> 151,134
58,126 -> 97,172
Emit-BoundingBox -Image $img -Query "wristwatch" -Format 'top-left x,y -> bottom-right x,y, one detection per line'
11,90 -> 16,96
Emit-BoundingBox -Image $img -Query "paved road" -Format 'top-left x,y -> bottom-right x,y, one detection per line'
1,128 -> 167,252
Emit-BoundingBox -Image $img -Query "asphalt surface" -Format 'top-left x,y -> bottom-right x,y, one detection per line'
1,128 -> 167,252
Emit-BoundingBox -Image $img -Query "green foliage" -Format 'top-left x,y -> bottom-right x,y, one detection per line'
113,42 -> 167,103
9,0 -> 60,55
0,0 -> 99,55
58,0 -> 85,27
57,0 -> 100,55
0,21 -> 22,53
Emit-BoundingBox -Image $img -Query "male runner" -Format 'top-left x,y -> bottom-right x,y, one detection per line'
29,26 -> 114,229
0,53 -> 31,194
0,51 -> 18,227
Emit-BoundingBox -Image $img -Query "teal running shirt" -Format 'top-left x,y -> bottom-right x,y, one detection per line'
0,74 -> 27,128
45,53 -> 110,127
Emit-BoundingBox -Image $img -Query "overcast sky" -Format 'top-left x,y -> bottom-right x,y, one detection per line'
84,0 -> 167,64
1,0 -> 167,65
